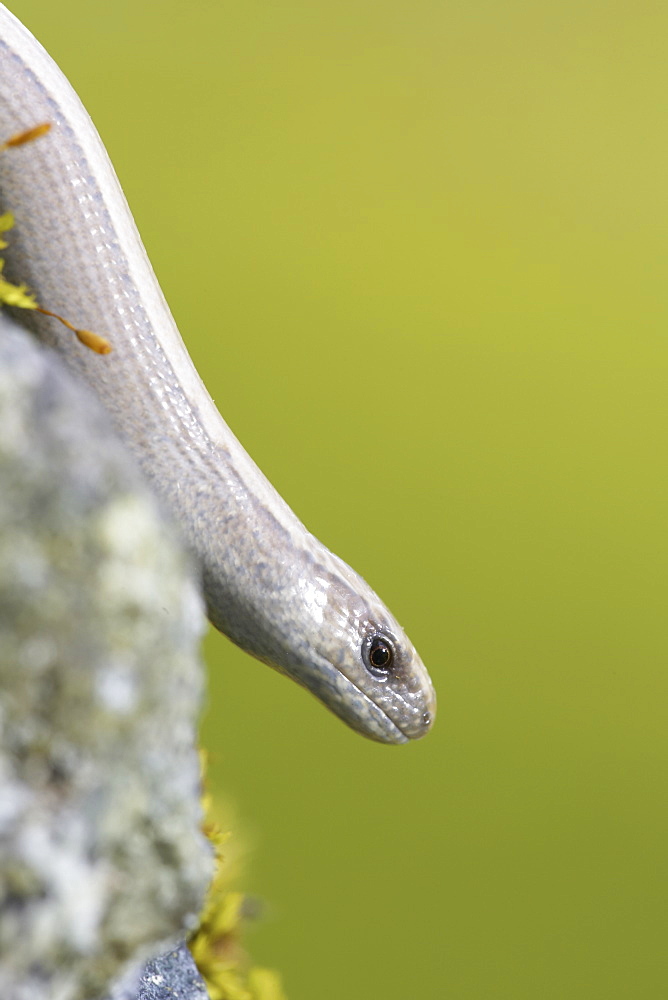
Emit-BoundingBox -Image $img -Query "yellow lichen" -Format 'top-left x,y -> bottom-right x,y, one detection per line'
0,262 -> 38,310
191,756 -> 287,1000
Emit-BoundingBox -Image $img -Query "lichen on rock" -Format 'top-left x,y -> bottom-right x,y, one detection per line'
0,315 -> 213,1000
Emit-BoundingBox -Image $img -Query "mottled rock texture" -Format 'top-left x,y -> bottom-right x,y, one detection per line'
108,942 -> 209,1000
0,315 -> 212,999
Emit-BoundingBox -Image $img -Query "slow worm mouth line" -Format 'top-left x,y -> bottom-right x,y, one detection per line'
335,670 -> 410,744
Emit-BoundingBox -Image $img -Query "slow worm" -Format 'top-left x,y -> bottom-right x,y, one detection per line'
0,5 -> 435,743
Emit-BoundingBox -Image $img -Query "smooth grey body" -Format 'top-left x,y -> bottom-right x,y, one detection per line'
0,6 -> 435,743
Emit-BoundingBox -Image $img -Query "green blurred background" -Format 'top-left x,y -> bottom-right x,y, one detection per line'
9,1 -> 668,996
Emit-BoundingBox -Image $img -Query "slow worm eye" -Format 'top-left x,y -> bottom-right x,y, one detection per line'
364,634 -> 395,675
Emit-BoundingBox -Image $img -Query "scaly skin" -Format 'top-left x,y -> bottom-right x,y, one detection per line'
0,5 -> 435,743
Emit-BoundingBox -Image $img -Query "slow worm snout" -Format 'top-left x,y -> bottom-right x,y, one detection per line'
0,5 -> 436,743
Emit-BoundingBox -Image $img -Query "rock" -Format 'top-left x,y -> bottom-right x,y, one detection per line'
0,315 -> 213,1000
107,942 -> 209,1000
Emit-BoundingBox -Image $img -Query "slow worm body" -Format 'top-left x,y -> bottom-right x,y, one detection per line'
0,6 -> 435,743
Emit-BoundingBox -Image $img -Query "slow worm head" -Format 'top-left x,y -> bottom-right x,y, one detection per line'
0,5 -> 436,744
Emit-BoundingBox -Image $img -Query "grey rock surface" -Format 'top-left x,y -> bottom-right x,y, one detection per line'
108,942 -> 209,1000
0,316 -> 213,1000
